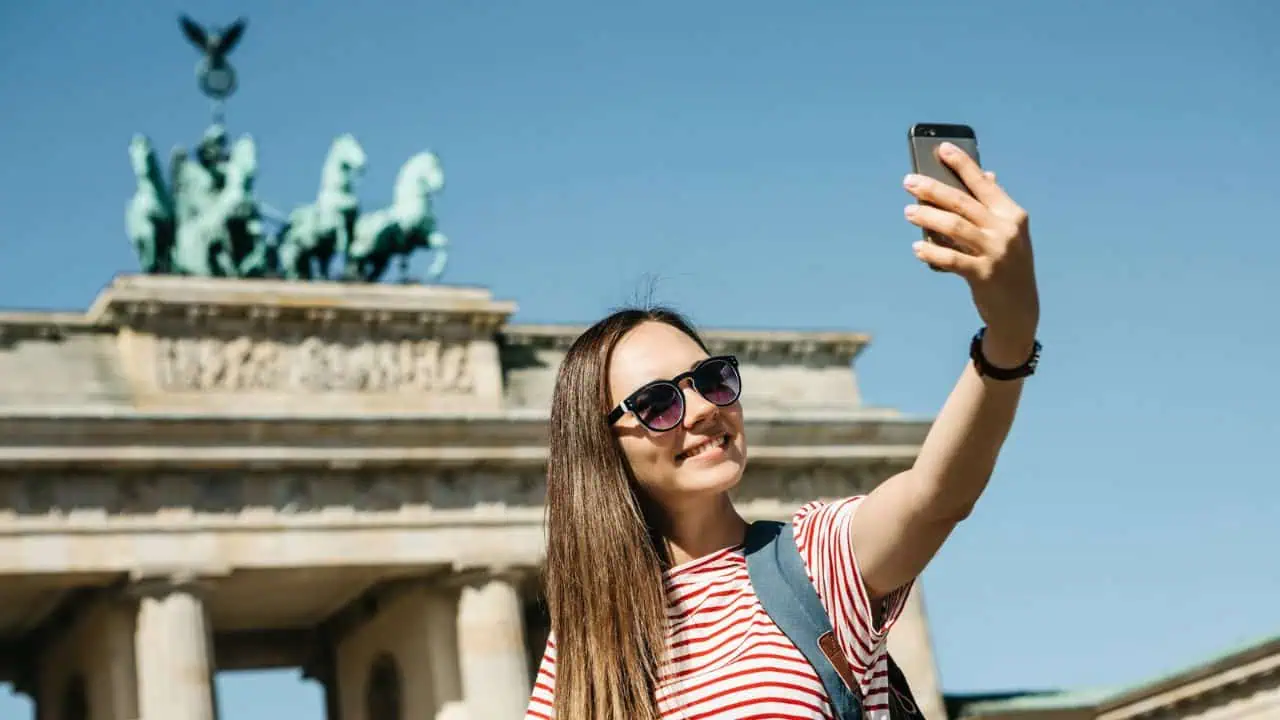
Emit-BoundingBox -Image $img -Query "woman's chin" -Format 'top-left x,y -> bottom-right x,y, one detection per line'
674,450 -> 746,495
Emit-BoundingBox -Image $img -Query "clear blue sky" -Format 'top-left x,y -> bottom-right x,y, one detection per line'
1,1 -> 1277,716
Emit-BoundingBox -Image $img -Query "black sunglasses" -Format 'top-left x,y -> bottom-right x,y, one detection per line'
607,355 -> 742,432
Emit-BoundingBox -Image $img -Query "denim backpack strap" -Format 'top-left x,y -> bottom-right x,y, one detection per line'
744,520 -> 864,719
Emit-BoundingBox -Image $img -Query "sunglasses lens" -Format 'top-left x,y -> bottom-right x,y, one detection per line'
633,383 -> 683,430
695,358 -> 741,405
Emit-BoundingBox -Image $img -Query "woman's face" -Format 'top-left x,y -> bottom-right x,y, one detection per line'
607,321 -> 748,508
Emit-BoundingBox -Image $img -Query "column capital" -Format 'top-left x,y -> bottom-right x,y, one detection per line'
447,562 -> 540,591
126,566 -> 227,600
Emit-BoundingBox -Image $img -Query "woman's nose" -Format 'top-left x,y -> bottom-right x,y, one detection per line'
681,385 -> 718,429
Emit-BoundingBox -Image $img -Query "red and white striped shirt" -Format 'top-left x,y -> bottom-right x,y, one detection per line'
525,495 -> 913,720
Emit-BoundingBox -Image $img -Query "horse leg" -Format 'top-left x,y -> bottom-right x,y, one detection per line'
207,243 -> 229,277
424,248 -> 448,281
290,249 -> 308,280
155,218 -> 176,274
339,253 -> 362,282
364,254 -> 390,283
134,230 -> 156,274
315,244 -> 334,281
279,237 -> 308,281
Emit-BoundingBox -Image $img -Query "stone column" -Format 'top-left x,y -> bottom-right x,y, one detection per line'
29,595 -> 139,720
95,598 -> 141,720
423,585 -> 465,718
456,571 -> 532,719
132,575 -> 217,720
331,579 -> 474,720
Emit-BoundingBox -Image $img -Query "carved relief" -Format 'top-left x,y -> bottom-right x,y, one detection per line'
155,334 -> 474,394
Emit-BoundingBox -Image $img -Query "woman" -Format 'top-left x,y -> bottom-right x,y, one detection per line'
525,143 -> 1040,719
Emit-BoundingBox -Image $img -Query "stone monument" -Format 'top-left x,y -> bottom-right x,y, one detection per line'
0,14 -> 950,720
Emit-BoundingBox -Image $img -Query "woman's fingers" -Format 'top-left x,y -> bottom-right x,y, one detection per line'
936,142 -> 1015,212
904,172 -> 992,228
904,204 -> 985,253
912,240 -> 987,280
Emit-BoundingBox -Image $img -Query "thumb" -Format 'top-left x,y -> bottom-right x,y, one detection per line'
913,241 -> 983,279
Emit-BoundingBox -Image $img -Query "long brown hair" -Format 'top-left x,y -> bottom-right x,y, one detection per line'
544,306 -> 710,720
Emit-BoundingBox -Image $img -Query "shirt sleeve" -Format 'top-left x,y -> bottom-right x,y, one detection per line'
524,634 -> 557,719
792,495 -> 913,702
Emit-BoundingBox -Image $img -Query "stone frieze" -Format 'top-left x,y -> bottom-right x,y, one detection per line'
154,333 -> 474,394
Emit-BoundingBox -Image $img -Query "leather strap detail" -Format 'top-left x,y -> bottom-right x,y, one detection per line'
818,631 -> 858,693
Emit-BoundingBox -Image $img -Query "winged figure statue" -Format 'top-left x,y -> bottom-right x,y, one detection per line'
179,15 -> 247,100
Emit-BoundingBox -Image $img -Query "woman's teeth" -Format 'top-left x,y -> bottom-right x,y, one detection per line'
682,434 -> 726,459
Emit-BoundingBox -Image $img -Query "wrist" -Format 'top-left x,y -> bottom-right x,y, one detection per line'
979,327 -> 1038,369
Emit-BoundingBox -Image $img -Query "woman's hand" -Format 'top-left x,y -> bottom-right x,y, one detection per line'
903,143 -> 1040,365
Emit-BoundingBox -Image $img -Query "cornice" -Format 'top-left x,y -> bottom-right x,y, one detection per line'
0,444 -> 921,471
0,312 -> 102,347
0,408 -> 926,441
502,323 -> 871,365
84,275 -> 518,335
0,276 -> 518,341
0,465 -> 900,539
0,410 -> 929,471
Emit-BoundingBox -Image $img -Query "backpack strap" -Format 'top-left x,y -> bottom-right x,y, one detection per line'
745,519 -> 928,720
744,519 -> 865,719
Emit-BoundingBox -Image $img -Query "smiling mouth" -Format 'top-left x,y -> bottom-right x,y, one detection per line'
677,433 -> 730,461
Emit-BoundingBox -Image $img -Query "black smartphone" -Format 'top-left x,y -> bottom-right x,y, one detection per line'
908,123 -> 980,249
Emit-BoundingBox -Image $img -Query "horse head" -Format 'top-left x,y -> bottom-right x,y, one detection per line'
393,151 -> 445,208
323,133 -> 367,191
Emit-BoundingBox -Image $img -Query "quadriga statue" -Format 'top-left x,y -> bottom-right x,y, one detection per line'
125,14 -> 453,284
125,127 -> 450,283
343,151 -> 449,283
274,133 -> 367,280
